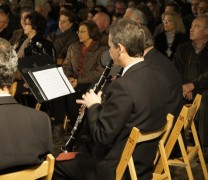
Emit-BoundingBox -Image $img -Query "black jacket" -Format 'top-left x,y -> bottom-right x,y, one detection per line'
24,33 -> 56,63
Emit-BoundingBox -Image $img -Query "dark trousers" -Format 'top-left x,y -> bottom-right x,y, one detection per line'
52,138 -> 159,180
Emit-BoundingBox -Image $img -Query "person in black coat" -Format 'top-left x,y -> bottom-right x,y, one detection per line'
143,26 -> 183,119
154,11 -> 188,61
22,11 -> 56,61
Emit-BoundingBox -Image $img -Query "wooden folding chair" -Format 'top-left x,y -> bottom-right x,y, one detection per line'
0,154 -> 55,180
57,58 -> 64,66
9,82 -> 17,97
154,94 -> 208,180
116,113 -> 174,180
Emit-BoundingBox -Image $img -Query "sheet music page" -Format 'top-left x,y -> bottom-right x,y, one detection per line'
28,71 -> 47,101
57,67 -> 75,93
32,68 -> 73,100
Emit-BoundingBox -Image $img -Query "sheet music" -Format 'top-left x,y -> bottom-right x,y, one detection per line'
31,67 -> 75,100
28,71 -> 47,101
57,67 -> 75,93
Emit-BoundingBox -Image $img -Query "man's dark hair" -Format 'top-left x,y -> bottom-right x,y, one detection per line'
59,10 -> 76,24
79,20 -> 101,41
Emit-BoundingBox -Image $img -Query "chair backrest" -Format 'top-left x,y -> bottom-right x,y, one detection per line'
0,154 -> 55,180
154,95 -> 200,174
9,82 -> 17,97
116,113 -> 174,180
184,94 -> 201,131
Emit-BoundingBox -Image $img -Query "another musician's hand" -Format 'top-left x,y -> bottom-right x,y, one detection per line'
76,89 -> 102,108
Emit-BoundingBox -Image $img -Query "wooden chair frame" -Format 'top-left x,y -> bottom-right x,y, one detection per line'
154,94 -> 208,180
116,114 -> 174,180
9,82 -> 41,110
0,154 -> 55,180
9,82 -> 17,97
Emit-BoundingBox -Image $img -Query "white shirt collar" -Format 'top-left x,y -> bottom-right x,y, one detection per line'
0,94 -> 11,97
122,58 -> 144,76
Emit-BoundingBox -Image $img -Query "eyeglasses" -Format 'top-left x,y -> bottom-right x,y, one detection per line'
162,19 -> 173,24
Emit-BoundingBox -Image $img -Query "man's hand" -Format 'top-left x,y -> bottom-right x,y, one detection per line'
183,83 -> 194,95
182,83 -> 194,100
184,91 -> 193,101
76,89 -> 102,108
68,77 -> 77,88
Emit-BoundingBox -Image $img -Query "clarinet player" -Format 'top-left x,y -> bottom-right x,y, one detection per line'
53,19 -> 170,180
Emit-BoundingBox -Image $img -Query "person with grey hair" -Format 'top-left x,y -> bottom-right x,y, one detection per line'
0,38 -> 53,172
174,14 -> 208,162
124,7 -> 147,25
53,18 -> 169,180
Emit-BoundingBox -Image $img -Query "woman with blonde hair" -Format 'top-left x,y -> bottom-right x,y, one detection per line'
154,11 -> 188,60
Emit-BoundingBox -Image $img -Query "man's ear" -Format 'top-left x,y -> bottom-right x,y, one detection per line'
118,43 -> 125,54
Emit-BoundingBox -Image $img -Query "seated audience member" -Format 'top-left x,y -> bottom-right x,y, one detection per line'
137,4 -> 156,33
115,0 -> 127,15
0,38 -> 52,172
78,0 -> 96,20
0,8 -> 10,40
10,8 -> 33,52
154,11 -> 188,61
93,11 -> 111,45
87,9 -> 98,20
143,26 -> 183,122
173,14 -> 208,162
0,3 -> 20,40
17,11 -> 56,61
154,2 -> 182,37
15,11 -> 56,107
128,0 -> 137,8
146,0 -> 161,31
53,18 -> 170,180
183,0 -> 200,36
124,7 -> 147,26
106,0 -> 116,16
111,12 -> 123,23
47,10 -> 78,60
35,4 -> 58,37
197,0 -> 208,15
62,20 -> 107,131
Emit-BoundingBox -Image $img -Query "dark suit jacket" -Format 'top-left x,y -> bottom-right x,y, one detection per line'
85,60 -> 169,179
144,47 -> 183,119
0,96 -> 52,171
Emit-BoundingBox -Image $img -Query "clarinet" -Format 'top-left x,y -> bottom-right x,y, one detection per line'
62,59 -> 114,152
